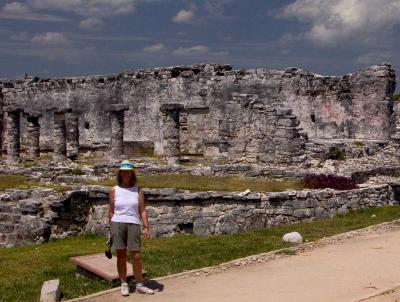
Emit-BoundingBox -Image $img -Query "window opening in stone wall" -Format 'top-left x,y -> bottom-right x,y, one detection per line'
177,222 -> 194,234
171,69 -> 181,78
390,184 -> 400,203
310,113 -> 316,123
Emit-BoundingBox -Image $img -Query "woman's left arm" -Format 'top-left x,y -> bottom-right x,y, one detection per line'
139,188 -> 150,240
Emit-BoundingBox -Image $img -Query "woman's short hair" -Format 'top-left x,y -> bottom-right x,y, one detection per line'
117,169 -> 137,187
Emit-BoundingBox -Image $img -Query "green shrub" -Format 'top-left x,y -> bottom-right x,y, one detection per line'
328,146 -> 346,160
302,173 -> 356,190
67,168 -> 84,175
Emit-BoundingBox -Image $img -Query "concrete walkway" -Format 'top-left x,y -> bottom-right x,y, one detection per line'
70,226 -> 400,302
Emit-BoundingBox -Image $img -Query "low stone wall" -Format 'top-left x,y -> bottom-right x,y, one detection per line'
145,185 -> 395,236
0,189 -> 61,247
0,184 -> 396,247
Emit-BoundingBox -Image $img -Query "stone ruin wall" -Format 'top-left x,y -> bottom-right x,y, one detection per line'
0,63 -> 396,164
0,184 -> 395,247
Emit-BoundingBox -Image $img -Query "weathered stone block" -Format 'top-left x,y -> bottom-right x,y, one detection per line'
273,207 -> 294,215
277,118 -> 298,127
216,214 -> 239,234
0,223 -> 14,233
268,192 -> 290,203
293,199 -> 313,209
293,208 -> 314,218
193,217 -> 217,236
0,213 -> 11,222
315,207 -> 329,218
40,279 -> 61,302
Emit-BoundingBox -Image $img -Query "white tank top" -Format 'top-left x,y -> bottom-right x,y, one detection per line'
111,186 -> 140,224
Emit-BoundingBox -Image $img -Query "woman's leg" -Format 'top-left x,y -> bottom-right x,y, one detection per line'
132,251 -> 154,294
116,249 -> 128,282
131,251 -> 142,283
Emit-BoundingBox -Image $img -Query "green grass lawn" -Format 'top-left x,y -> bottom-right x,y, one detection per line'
0,174 -> 69,193
91,174 -> 305,192
1,173 -> 303,193
0,175 -> 40,190
1,206 -> 400,301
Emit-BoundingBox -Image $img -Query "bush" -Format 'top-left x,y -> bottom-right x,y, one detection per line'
328,146 -> 346,160
302,174 -> 357,190
394,94 -> 400,102
67,168 -> 84,175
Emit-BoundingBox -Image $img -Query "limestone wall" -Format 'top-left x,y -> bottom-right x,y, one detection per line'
0,63 -> 396,163
0,185 -> 395,247
393,102 -> 400,136
0,89 -> 3,152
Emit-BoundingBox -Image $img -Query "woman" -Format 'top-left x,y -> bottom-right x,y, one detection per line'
108,160 -> 154,296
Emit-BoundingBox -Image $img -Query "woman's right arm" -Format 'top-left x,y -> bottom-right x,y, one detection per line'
108,186 -> 115,221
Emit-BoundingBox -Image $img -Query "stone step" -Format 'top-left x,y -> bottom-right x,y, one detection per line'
70,253 -> 146,281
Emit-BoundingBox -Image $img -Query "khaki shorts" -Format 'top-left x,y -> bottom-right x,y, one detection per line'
110,222 -> 141,251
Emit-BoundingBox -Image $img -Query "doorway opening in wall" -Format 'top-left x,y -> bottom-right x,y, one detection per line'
179,108 -> 209,162
124,141 -> 155,157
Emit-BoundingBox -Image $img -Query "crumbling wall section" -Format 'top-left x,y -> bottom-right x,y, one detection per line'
279,64 -> 396,140
209,93 -> 306,163
0,83 -> 3,153
0,63 -> 396,160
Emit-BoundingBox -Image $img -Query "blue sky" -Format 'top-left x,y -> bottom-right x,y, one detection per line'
0,0 -> 400,83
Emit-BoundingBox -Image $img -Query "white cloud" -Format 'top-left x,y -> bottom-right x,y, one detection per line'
281,0 -> 400,46
80,17 -> 104,31
29,0 -> 137,18
0,1 -> 67,21
143,43 -> 165,53
3,2 -> 30,14
172,45 -> 209,56
31,32 -> 69,45
278,33 -> 304,45
173,9 -> 194,23
203,0 -> 233,15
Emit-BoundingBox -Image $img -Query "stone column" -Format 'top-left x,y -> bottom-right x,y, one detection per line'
107,104 -> 129,158
0,92 -> 4,154
66,112 -> 79,159
5,107 -> 22,162
24,112 -> 41,159
160,104 -> 184,165
53,111 -> 67,162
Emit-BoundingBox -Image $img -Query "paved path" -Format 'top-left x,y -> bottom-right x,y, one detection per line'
71,227 -> 400,302
364,287 -> 400,302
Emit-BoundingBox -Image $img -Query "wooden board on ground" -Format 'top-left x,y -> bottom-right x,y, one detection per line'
70,253 -> 140,281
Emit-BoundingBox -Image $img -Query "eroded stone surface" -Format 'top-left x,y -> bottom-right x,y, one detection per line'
40,279 -> 60,302
0,63 -> 396,164
53,112 -> 67,162
25,114 -> 41,158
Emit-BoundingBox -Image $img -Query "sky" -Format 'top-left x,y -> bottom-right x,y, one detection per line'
0,0 -> 400,84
